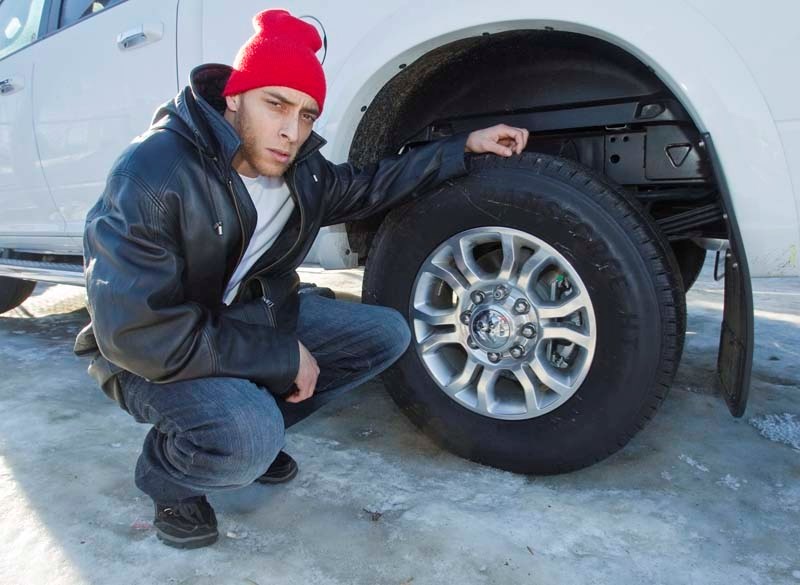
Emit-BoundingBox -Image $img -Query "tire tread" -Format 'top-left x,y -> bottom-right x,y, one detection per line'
365,152 -> 686,474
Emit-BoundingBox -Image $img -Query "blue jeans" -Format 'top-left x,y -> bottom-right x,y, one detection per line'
117,293 -> 411,503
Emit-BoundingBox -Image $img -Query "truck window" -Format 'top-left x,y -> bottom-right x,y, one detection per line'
58,0 -> 124,29
0,0 -> 47,60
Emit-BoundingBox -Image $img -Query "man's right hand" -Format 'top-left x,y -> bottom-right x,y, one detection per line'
285,340 -> 319,403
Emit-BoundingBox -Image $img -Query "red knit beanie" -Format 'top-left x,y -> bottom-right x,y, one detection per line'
223,9 -> 326,112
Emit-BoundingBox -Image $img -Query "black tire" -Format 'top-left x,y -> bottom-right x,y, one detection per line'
670,240 -> 707,292
363,153 -> 685,474
0,276 -> 36,314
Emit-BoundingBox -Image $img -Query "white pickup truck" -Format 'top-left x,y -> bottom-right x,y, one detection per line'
1,0 -> 798,474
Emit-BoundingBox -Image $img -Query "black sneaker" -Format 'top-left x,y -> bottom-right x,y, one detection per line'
255,450 -> 298,484
154,495 -> 218,549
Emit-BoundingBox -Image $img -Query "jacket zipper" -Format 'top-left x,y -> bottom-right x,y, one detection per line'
227,178 -> 246,269
258,278 -> 277,326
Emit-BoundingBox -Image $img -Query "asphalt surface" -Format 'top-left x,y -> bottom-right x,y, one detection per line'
0,258 -> 798,585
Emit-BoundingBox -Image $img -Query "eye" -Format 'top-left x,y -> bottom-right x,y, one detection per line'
303,113 -> 317,123
266,99 -> 283,109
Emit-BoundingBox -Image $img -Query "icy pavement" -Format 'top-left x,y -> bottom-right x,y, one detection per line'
0,258 -> 798,585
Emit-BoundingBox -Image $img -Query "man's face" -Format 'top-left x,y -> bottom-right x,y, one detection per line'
224,86 -> 319,178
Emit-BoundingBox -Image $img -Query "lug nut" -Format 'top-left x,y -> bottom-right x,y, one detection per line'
514,299 -> 530,314
521,323 -> 537,339
487,352 -> 501,363
509,345 -> 525,359
467,336 -> 479,349
470,290 -> 486,304
460,311 -> 472,324
493,285 -> 509,301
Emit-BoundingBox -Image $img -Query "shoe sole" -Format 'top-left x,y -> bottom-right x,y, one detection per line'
156,528 -> 219,549
255,462 -> 299,484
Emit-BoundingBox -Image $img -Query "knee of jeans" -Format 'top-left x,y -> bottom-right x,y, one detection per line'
381,307 -> 412,360
179,393 -> 285,486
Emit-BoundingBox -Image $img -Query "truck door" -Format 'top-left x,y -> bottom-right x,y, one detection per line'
31,0 -> 178,234
0,0 -> 63,238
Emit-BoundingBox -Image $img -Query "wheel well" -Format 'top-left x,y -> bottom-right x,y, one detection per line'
346,30 -> 726,264
349,30 -> 664,167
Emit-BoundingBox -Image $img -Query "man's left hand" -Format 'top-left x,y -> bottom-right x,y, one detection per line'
465,124 -> 530,157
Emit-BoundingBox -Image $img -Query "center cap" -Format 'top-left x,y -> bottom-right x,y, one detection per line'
470,308 -> 513,351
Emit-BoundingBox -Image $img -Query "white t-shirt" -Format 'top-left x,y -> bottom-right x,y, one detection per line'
222,173 -> 294,305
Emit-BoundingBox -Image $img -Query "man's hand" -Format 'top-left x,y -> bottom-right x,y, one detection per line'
465,124 -> 530,157
285,340 -> 319,403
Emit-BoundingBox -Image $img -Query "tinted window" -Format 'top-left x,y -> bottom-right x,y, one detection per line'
58,0 -> 124,29
0,0 -> 47,60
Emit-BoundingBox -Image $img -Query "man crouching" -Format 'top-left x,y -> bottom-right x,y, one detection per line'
75,8 -> 529,548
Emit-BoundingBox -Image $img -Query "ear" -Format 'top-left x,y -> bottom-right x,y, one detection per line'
225,94 -> 240,112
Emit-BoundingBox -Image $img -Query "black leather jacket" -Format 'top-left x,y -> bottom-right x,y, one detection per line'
73,63 -> 469,409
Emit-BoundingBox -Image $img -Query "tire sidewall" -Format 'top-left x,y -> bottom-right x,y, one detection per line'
0,276 -> 36,314
366,160 -> 673,473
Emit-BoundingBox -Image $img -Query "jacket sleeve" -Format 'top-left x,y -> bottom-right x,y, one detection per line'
83,171 -> 300,396
320,133 -> 470,226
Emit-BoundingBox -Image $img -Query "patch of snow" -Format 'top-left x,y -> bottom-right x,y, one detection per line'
717,474 -> 741,490
312,437 -> 341,447
226,530 -> 248,540
679,454 -> 709,472
661,471 -> 673,481
749,413 -> 800,451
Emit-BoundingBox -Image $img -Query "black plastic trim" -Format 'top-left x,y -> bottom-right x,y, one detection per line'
702,133 -> 754,417
40,0 -> 59,38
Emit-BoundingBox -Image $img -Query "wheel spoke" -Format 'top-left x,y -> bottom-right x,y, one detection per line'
412,305 -> 458,326
539,324 -> 594,350
531,358 -> 573,395
497,232 -> 518,282
537,291 -> 590,320
476,367 -> 500,413
452,239 -> 486,285
422,259 -> 470,296
419,330 -> 461,354
444,357 -> 480,396
515,248 -> 552,290
513,364 -> 541,413
413,227 -> 597,421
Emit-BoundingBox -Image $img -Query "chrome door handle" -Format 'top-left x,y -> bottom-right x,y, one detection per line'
0,77 -> 23,96
116,23 -> 164,51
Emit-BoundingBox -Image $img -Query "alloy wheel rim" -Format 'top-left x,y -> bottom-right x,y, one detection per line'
409,226 -> 597,420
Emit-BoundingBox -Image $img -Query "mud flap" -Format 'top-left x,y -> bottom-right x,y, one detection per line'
716,246 -> 753,417
703,133 -> 754,417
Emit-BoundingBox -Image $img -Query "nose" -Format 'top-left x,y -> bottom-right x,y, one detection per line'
280,114 -> 301,144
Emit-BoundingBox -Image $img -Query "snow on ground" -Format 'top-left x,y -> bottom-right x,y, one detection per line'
0,258 -> 798,585
749,413 -> 800,451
